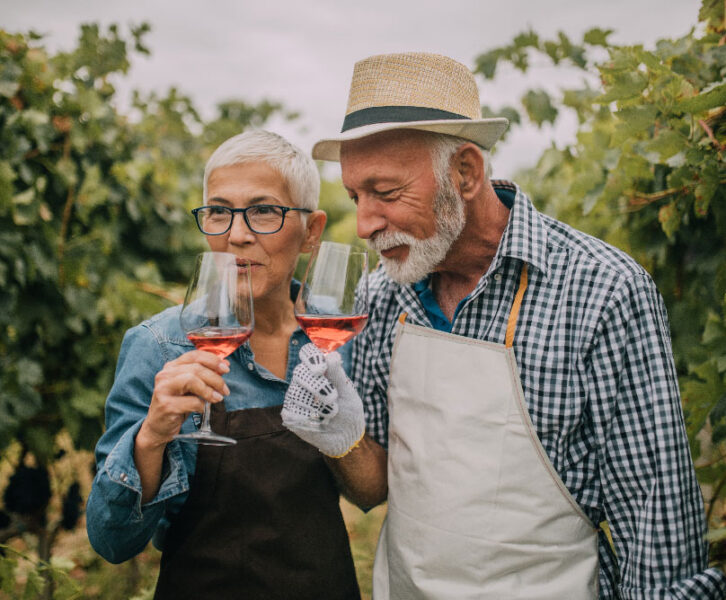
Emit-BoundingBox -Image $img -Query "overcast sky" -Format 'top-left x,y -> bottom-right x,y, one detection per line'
4,0 -> 702,179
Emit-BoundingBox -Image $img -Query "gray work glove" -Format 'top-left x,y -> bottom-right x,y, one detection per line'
282,343 -> 365,458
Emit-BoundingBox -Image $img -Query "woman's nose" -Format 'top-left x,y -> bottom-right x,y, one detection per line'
227,213 -> 257,244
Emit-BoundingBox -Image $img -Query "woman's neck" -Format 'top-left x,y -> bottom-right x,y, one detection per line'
247,283 -> 299,379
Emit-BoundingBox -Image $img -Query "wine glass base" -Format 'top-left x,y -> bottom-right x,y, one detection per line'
174,431 -> 237,446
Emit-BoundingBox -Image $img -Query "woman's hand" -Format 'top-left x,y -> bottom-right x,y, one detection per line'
134,351 -> 230,504
137,351 -> 231,449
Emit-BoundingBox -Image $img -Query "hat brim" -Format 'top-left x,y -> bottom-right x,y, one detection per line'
311,117 -> 509,162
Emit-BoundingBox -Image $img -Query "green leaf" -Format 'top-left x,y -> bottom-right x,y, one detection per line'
474,49 -> 503,79
658,201 -> 681,239
682,360 -> 725,437
703,313 -> 726,345
710,392 -> 726,424
15,357 -> 43,387
49,556 -> 75,572
712,423 -> 726,444
694,161 -> 721,217
513,31 -> 540,48
480,105 -> 521,125
694,182 -> 716,217
0,554 -> 18,593
675,82 -> 726,114
0,80 -> 19,98
645,129 -> 686,160
706,527 -> 726,543
23,426 -> 56,464
569,160 -> 604,201
22,569 -> 44,600
70,387 -> 104,418
536,147 -> 566,177
615,104 -> 659,132
699,0 -> 726,32
0,161 -> 16,206
598,71 -> 649,103
521,89 -> 558,126
55,157 -> 78,189
583,28 -> 613,47
76,164 -> 109,211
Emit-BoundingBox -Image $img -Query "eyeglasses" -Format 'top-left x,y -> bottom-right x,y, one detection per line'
192,205 -> 313,235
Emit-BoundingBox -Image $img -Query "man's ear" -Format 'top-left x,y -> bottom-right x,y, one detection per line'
452,143 -> 485,201
302,210 -> 327,251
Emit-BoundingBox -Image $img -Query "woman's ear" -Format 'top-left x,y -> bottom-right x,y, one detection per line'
302,210 -> 327,251
453,143 -> 485,201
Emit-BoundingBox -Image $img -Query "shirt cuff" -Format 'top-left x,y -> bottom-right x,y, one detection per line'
103,420 -> 191,518
619,567 -> 726,599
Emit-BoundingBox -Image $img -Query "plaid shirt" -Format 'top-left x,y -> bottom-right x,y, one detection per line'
351,181 -> 726,599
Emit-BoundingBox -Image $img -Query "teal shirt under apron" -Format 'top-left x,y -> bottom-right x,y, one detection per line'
413,185 -> 516,332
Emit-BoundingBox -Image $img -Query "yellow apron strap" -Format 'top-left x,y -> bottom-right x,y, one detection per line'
400,264 -> 528,346
505,263 -> 529,348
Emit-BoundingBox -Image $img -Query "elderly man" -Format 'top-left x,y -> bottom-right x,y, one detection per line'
282,53 -> 726,598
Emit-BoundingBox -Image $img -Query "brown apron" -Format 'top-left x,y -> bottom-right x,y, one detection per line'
154,403 -> 360,600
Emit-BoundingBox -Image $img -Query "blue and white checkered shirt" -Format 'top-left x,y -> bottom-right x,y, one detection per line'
351,181 -> 726,598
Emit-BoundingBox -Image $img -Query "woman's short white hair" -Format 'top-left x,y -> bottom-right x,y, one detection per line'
424,132 -> 492,187
203,130 -> 320,211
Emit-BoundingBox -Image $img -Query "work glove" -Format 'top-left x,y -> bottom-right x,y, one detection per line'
282,343 -> 365,458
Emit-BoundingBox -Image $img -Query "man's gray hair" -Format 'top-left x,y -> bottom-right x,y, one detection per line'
203,130 -> 320,211
424,132 -> 492,189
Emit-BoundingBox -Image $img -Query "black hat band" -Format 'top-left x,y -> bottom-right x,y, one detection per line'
341,106 -> 470,133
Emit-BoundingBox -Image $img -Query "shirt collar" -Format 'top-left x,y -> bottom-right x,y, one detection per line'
387,180 -> 551,309
491,180 -> 550,278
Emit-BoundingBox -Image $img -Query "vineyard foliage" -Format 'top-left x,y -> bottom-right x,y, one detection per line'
0,24 -> 313,594
476,0 -> 726,544
0,24 -> 299,464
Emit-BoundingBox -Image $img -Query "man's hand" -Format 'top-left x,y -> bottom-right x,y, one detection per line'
282,343 -> 365,458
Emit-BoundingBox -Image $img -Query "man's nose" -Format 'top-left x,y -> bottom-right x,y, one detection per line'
356,196 -> 387,240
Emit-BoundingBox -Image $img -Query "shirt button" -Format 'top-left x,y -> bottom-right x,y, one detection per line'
494,273 -> 502,281
120,473 -> 128,483
291,339 -> 299,346
247,362 -> 254,371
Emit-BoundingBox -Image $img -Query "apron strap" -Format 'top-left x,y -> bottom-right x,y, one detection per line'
505,263 -> 529,348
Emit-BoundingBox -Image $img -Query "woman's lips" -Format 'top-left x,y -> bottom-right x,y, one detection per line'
236,260 -> 262,271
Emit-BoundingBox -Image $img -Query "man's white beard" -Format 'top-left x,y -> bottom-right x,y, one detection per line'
368,176 -> 466,285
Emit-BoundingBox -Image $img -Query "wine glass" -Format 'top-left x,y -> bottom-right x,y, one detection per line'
176,251 -> 254,446
294,242 -> 369,354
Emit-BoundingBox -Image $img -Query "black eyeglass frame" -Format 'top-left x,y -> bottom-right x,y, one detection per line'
191,205 -> 313,236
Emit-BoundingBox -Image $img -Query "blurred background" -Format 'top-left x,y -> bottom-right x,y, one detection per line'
1,1 -> 724,598
4,0 -> 702,178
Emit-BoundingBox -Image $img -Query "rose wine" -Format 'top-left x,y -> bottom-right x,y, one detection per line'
187,326 -> 253,358
295,314 -> 368,353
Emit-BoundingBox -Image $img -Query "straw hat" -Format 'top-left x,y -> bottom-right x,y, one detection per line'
312,52 -> 509,162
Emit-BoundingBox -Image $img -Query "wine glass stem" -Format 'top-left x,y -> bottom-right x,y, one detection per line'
199,401 -> 213,434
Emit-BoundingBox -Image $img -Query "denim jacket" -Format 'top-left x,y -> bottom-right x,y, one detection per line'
86,290 -> 328,564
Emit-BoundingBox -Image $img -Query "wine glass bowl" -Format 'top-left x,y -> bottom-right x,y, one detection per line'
294,242 -> 369,354
176,251 -> 254,446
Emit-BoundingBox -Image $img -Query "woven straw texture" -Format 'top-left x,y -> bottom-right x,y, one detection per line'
345,52 -> 481,119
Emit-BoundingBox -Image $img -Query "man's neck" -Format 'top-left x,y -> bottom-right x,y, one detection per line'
431,184 -> 510,321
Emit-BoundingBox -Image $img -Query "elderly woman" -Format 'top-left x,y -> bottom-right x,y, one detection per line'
86,130 -> 360,599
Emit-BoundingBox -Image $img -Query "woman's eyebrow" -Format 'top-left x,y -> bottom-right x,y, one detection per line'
207,197 -> 232,206
207,195 -> 281,206
247,195 -> 281,205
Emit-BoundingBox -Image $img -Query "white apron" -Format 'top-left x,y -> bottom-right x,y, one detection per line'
372,265 -> 599,599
